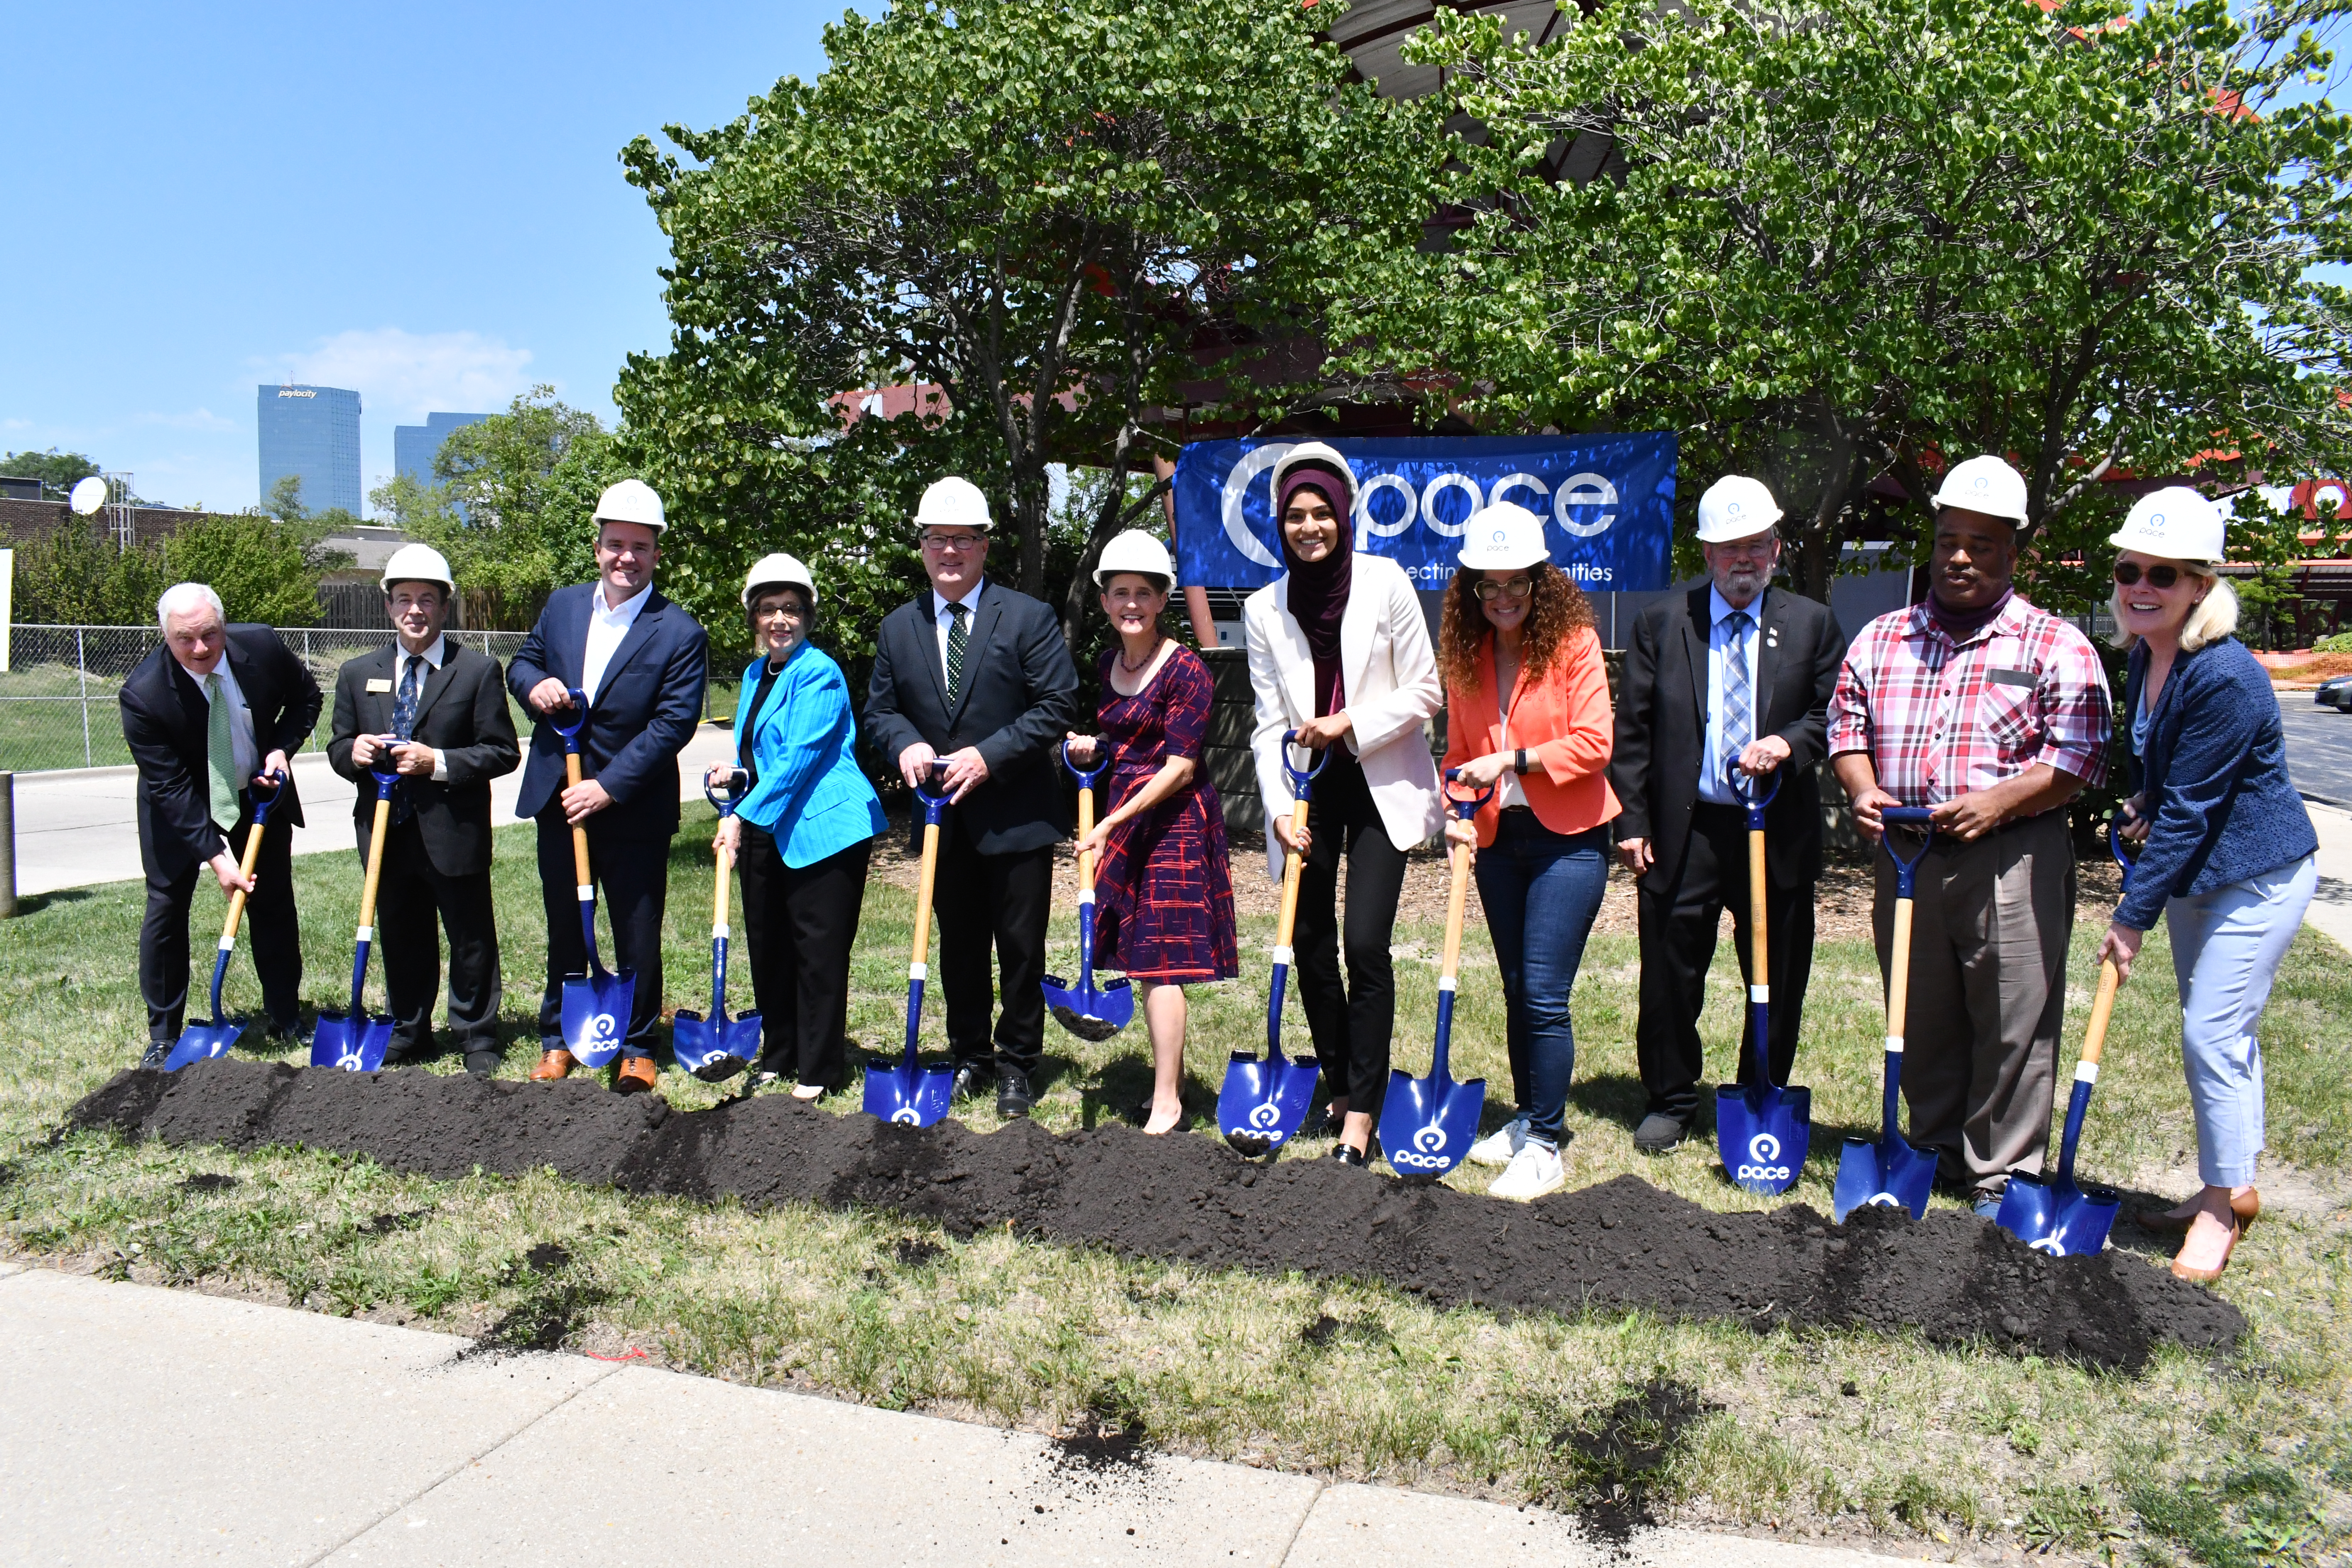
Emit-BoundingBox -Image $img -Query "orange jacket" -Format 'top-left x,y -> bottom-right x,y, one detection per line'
1441,623 -> 1620,846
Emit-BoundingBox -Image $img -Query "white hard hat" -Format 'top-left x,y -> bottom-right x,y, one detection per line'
592,478 -> 666,534
2109,486 -> 2226,564
1093,530 -> 1176,586
914,475 -> 993,534
1456,502 -> 1549,571
1931,455 -> 2030,524
381,542 -> 455,594
741,552 -> 818,607
1695,475 -> 1783,544
1269,441 -> 1358,513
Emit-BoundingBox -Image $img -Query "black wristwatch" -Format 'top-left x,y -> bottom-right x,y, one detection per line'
1514,748 -> 1530,775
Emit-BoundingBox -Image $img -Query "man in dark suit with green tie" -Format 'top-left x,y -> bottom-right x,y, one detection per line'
327,545 -> 521,1075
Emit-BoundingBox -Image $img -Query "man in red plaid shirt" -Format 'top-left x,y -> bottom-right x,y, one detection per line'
1828,455 -> 2112,1216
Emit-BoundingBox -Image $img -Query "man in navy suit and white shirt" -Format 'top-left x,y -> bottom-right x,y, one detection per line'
508,478 -> 709,1091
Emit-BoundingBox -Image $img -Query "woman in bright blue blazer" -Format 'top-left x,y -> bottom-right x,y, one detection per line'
710,554 -> 889,1097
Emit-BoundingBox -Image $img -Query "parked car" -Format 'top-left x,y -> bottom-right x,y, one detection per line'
2316,673 -> 2352,710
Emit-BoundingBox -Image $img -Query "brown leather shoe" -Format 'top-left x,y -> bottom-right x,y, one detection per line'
613,1055 -> 658,1094
530,1049 -> 577,1082
2137,1187 -> 2260,1233
2170,1214 -> 2242,1284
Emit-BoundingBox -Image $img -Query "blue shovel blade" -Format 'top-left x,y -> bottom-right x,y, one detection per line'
861,1053 -> 955,1126
1216,1052 -> 1320,1154
1044,975 -> 1135,1042
1995,1174 -> 2122,1257
673,1010 -> 763,1083
308,1012 -> 394,1073
1831,1134 -> 1937,1223
1379,1068 -> 1487,1179
1716,1082 -> 1813,1196
561,970 -> 635,1068
163,1020 -> 244,1072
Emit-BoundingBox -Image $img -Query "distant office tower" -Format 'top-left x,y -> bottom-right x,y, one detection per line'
257,384 -> 362,517
393,411 -> 491,489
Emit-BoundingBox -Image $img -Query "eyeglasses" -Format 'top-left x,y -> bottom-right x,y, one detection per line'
2113,561 -> 2187,588
753,602 -> 808,621
922,532 -> 985,553
1473,574 -> 1535,602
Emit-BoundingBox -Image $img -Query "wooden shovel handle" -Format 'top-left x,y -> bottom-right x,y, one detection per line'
1748,824 -> 1769,988
1075,779 -> 1096,895
1884,898 -> 1914,1043
2080,958 -> 2121,1069
357,795 -> 394,928
1274,798 -> 1310,949
218,814 -> 270,943
564,750 -> 591,889
911,821 -> 941,970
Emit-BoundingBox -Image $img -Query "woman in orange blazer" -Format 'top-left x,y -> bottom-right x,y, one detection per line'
1439,503 -> 1620,1200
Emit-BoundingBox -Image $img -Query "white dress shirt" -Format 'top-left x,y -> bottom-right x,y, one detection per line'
931,577 -> 986,687
181,655 -> 258,783
1698,584 -> 1763,806
390,634 -> 452,781
582,582 -> 652,705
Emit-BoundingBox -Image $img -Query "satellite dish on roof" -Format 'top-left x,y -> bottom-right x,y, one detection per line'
69,476 -> 109,515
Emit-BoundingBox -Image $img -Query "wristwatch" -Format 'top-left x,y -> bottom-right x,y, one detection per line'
1513,748 -> 1530,776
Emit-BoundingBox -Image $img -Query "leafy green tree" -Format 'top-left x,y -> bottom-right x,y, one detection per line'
8,523 -> 164,625
1356,0 -> 2352,599
162,514 -> 328,626
0,449 -> 103,500
616,0 -> 1442,636
370,387 -> 613,627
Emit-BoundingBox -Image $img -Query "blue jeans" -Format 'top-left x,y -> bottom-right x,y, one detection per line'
2166,855 -> 2316,1187
1473,814 -> 1609,1145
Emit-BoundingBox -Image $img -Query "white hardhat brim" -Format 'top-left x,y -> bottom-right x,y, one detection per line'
1456,503 -> 1550,570
1269,441 -> 1358,514
380,544 -> 455,593
742,553 -> 818,607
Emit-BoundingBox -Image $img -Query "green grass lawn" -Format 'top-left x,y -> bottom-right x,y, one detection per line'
2,807 -> 2348,1565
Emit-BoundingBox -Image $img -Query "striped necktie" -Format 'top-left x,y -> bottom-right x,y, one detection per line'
946,601 -> 970,704
1722,609 -> 1754,775
205,672 -> 239,832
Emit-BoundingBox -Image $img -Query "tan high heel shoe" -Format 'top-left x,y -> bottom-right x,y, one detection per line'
2169,1211 -> 2242,1284
2137,1187 -> 2259,1233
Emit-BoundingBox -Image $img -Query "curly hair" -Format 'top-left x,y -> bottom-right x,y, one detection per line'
1440,562 -> 1595,695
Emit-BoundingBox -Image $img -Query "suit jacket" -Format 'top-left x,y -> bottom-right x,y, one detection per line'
119,623 -> 321,879
327,642 -> 522,877
863,579 -> 1080,855
1609,582 -> 1844,892
507,583 -> 710,838
1243,553 -> 1444,880
732,647 -> 888,867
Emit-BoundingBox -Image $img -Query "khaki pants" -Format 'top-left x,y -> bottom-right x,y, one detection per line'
1871,808 -> 2074,1193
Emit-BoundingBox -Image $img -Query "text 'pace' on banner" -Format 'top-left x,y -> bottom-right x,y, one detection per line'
1170,434 -> 1677,594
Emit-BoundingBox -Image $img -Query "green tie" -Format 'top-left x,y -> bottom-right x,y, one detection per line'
205,672 -> 239,832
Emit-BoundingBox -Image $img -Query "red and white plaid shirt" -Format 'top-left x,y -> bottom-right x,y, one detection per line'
1827,593 -> 2110,807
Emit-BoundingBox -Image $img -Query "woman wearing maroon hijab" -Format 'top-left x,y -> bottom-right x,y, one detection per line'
1242,441 -> 1444,1165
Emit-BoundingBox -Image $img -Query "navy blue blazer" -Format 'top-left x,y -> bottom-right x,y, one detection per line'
2116,634 -> 2317,930
507,583 -> 710,838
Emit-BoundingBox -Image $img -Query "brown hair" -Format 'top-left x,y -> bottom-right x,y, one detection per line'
1440,562 -> 1595,694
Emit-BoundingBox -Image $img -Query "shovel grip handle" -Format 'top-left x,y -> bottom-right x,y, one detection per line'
2080,958 -> 2121,1069
1279,730 -> 1330,797
1273,797 -> 1310,948
1074,773 -> 1097,895
564,750 -> 592,890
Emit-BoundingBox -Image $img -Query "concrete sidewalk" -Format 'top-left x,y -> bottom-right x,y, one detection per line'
8,726 -> 739,898
2300,799 -> 2352,955
0,1262 -> 1918,1568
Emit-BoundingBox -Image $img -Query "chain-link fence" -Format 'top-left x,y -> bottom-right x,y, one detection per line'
0,625 -> 741,774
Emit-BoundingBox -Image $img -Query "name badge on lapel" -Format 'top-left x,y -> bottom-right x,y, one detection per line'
365,678 -> 394,694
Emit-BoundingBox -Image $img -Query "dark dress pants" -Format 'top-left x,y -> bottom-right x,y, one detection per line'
1634,801 -> 1816,1121
737,825 -> 871,1088
142,793 -> 301,1043
534,808 -> 668,1058
363,817 -> 501,1055
1292,752 -> 1410,1122
932,812 -> 1052,1077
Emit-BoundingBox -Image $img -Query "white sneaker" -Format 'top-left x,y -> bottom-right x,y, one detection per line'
1468,1114 -> 1529,1167
1489,1140 -> 1564,1201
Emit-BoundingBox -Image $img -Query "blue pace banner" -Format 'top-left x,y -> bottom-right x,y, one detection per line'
1171,434 -> 1677,593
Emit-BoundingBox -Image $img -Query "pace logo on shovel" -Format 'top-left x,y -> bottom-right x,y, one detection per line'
1377,771 -> 1490,1180
311,747 -> 401,1073
1715,770 -> 1812,1196
164,769 -> 289,1071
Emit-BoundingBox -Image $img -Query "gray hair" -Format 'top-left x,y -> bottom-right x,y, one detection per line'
156,583 -> 226,632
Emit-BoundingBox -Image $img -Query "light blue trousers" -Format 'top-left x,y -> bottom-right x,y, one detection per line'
2164,855 -> 2317,1188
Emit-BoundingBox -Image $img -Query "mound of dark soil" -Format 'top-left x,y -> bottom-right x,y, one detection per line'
70,1061 -> 2244,1370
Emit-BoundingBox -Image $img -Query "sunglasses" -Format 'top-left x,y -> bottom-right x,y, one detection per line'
2112,561 -> 2188,588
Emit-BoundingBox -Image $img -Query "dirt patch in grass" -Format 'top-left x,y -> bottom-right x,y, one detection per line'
75,1060 -> 2245,1370
1552,1377 -> 1718,1546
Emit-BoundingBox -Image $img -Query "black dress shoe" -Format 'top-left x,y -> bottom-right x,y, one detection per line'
265,1016 -> 304,1047
950,1061 -> 991,1102
1632,1112 -> 1690,1153
1330,1143 -> 1367,1167
996,1068 -> 1033,1119
139,1042 -> 169,1070
463,1048 -> 502,1078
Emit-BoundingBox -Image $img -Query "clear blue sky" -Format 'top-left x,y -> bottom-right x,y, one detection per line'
5,2 -> 849,514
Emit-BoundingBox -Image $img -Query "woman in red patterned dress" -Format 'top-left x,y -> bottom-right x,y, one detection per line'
1065,531 -> 1240,1134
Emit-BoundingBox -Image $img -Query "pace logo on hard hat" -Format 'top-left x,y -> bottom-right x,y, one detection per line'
1736,1130 -> 1792,1185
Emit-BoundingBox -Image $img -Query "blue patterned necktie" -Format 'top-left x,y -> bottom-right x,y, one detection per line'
1722,610 -> 1754,777
390,653 -> 422,824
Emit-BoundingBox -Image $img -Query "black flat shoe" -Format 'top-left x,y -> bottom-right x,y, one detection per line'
950,1061 -> 991,1103
139,1042 -> 169,1070
1330,1143 -> 1367,1167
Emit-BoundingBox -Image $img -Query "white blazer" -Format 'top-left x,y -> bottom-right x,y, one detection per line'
1243,553 -> 1445,880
